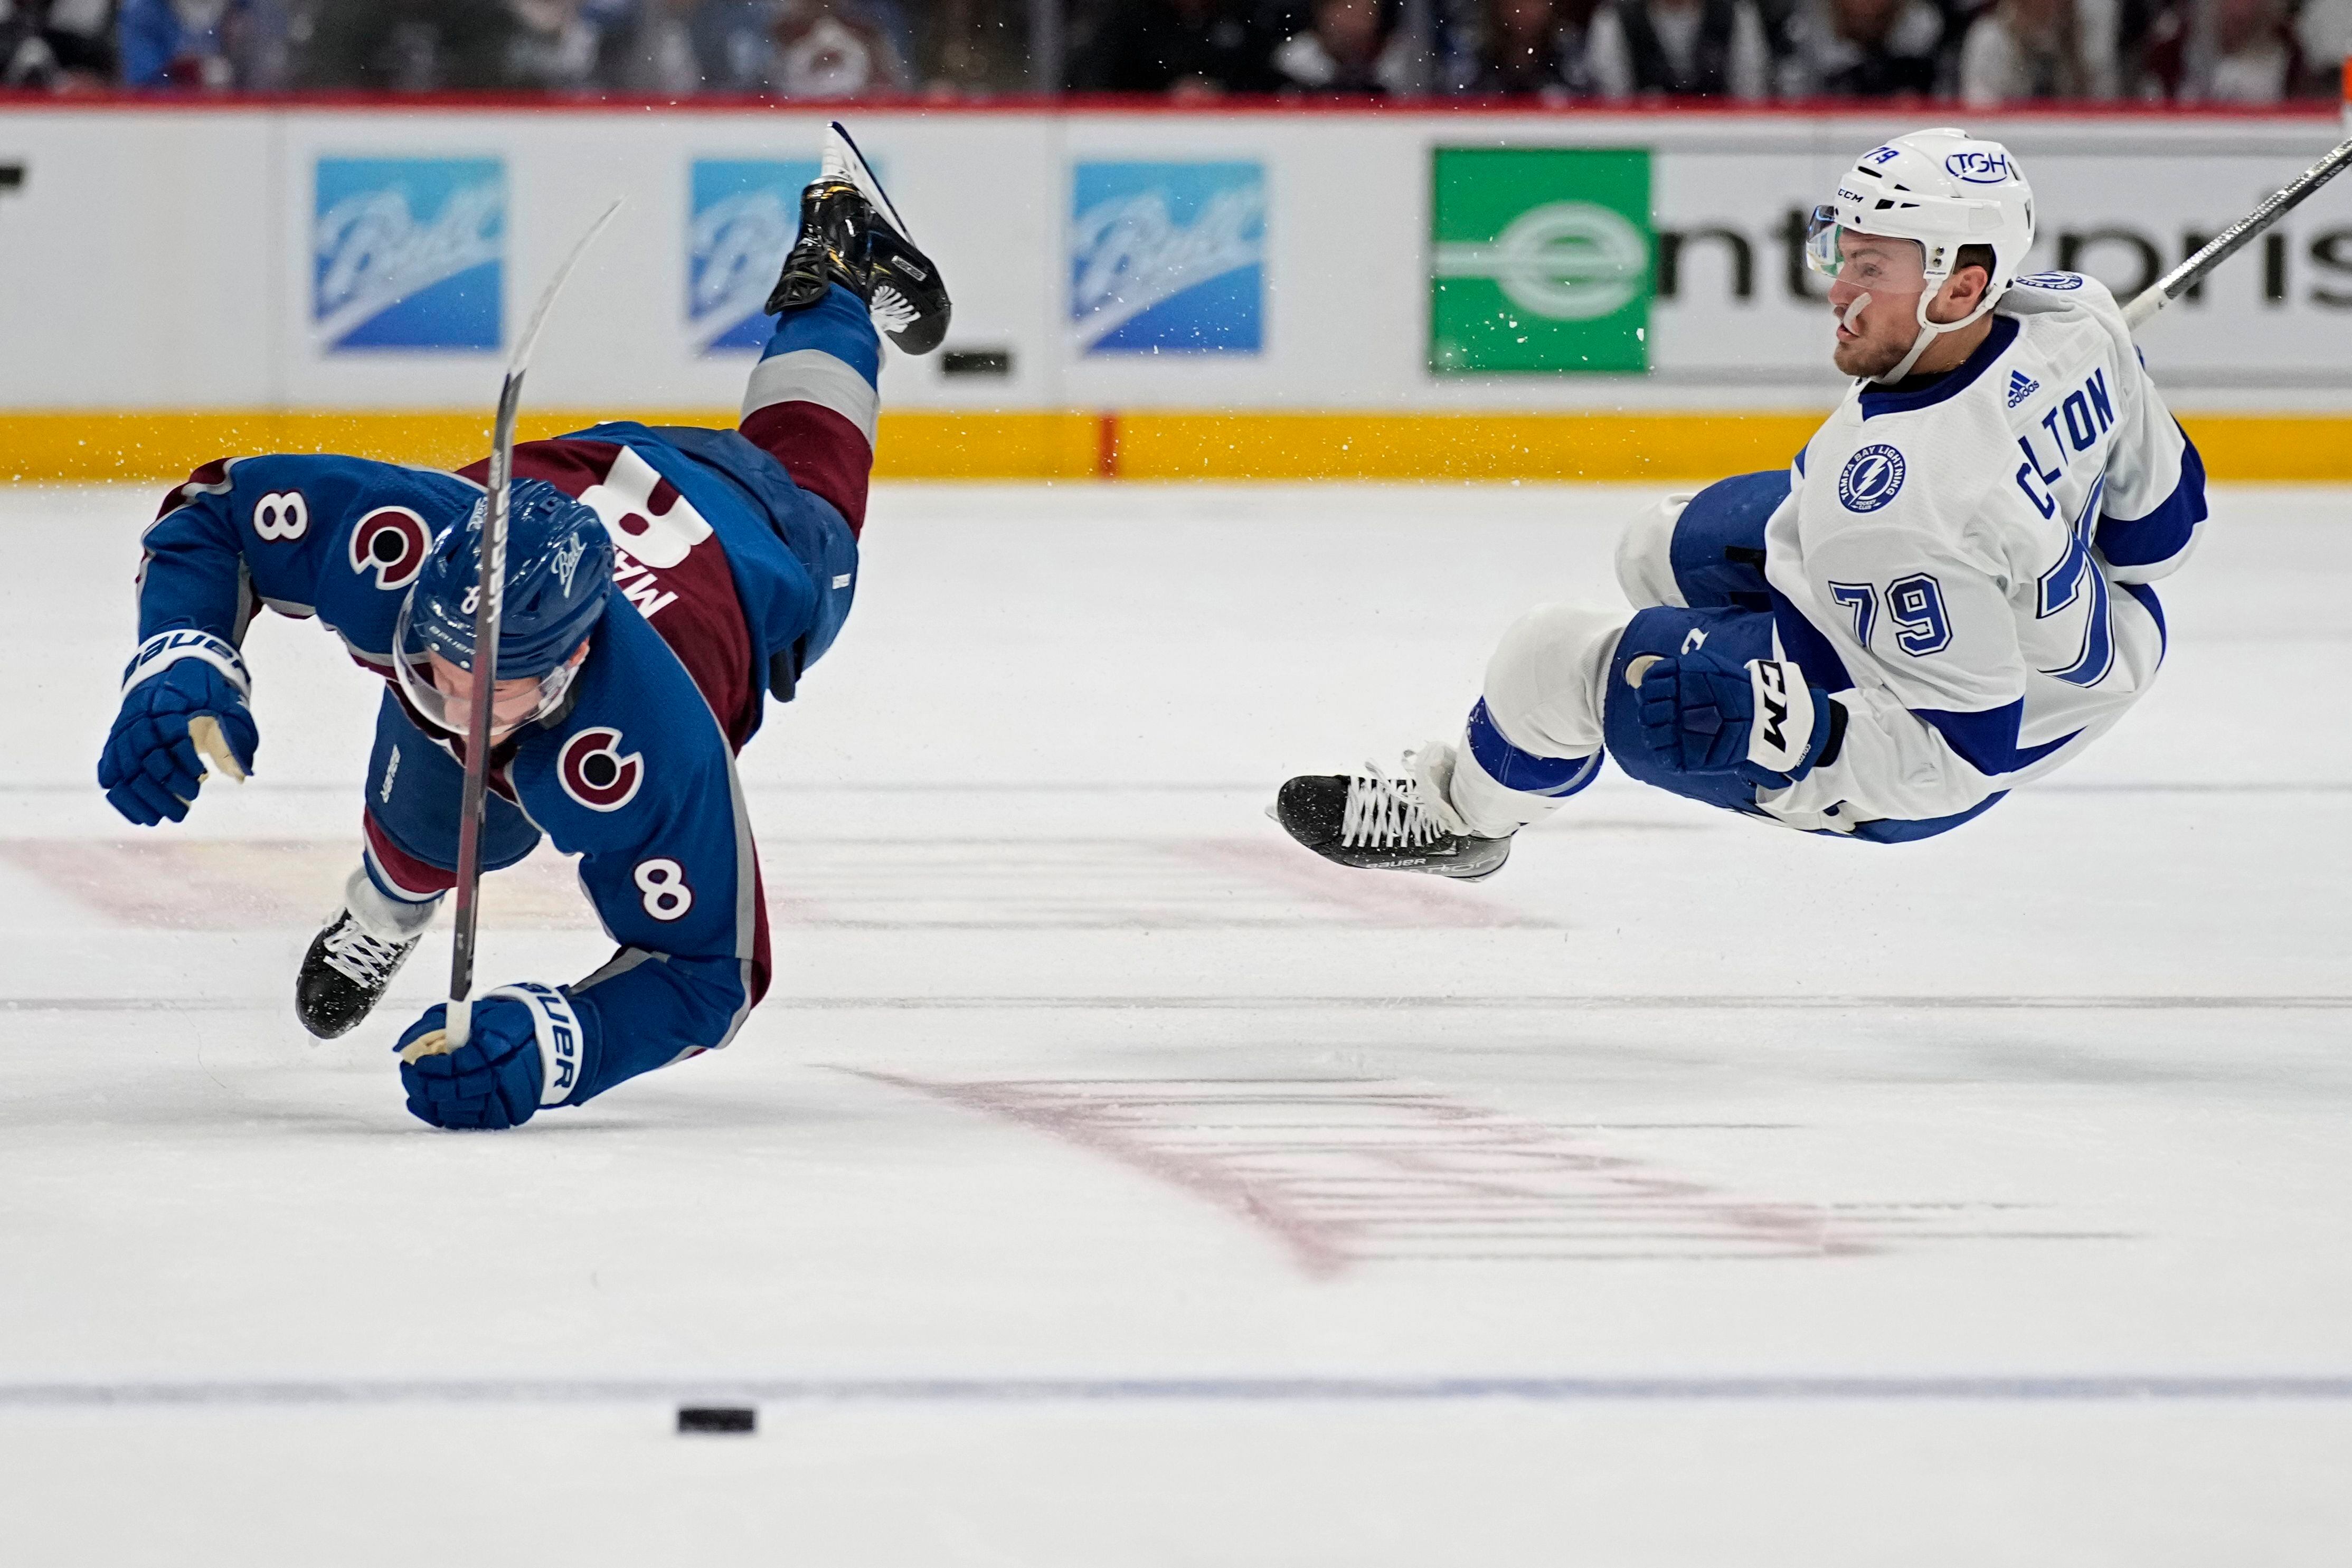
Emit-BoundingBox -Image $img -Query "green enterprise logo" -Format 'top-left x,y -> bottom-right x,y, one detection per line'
1429,147 -> 1654,375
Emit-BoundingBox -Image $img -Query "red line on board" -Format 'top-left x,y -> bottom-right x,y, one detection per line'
1096,413 -> 1120,481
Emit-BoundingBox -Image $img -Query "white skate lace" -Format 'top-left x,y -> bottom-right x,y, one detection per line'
1339,762 -> 1450,849
870,282 -> 918,334
320,918 -> 413,990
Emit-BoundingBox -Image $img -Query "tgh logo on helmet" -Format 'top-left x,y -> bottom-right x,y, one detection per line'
1944,150 -> 2013,185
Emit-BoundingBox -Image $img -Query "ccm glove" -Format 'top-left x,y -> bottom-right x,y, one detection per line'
1635,650 -> 1841,789
98,630 -> 259,826
395,984 -> 591,1130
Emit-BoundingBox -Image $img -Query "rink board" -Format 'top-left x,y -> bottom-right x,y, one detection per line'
0,102 -> 2348,480
5,404 -> 2351,484
1,479 -> 2347,1561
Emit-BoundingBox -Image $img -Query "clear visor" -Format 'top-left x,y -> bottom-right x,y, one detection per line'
392,593 -> 578,740
1805,206 -> 1928,292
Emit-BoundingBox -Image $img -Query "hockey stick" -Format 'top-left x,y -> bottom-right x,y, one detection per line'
443,200 -> 622,1052
2122,134 -> 2352,330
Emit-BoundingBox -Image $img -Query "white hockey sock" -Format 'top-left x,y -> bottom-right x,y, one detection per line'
343,865 -> 440,942
1439,738 -> 1575,839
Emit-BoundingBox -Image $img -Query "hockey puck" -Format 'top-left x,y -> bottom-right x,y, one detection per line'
677,1405 -> 756,1435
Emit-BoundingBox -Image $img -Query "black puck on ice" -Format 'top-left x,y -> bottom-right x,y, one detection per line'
677,1405 -> 756,1435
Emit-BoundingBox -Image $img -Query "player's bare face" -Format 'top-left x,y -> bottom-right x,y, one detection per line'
1826,232 -> 1929,379
424,651 -> 556,741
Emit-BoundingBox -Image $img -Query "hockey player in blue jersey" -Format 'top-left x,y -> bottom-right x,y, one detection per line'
97,125 -> 949,1129
1277,126 -> 2208,874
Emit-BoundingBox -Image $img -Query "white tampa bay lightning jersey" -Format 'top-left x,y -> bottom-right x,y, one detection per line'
1760,272 -> 2208,834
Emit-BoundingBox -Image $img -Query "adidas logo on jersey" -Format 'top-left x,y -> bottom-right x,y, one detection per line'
2006,370 -> 2040,408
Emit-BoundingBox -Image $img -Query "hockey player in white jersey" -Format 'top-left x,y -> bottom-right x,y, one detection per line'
1277,127 -> 2208,872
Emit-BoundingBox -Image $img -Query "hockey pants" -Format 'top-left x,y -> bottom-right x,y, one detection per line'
1452,469 -> 1800,832
352,284 -> 880,918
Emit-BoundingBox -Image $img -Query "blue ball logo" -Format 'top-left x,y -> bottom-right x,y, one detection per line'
1838,445 -> 1907,513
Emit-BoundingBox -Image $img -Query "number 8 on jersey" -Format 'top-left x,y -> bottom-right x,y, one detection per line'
634,857 -> 693,921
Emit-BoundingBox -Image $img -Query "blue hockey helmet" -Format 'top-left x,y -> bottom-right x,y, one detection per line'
393,478 -> 612,736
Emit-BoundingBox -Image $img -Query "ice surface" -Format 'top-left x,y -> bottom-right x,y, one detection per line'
2,480 -> 2348,1564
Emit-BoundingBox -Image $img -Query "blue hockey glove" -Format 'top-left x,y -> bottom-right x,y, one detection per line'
98,630 -> 259,826
396,998 -> 544,1130
395,983 -> 590,1130
1636,650 -> 1838,788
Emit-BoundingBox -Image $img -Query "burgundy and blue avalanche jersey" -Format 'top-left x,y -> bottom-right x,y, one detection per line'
128,287 -> 883,1101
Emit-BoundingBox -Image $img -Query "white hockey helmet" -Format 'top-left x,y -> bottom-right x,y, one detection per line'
1806,128 -> 2035,381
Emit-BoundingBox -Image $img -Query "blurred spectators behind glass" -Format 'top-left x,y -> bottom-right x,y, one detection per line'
1959,0 -> 2120,101
1271,0 -> 1418,90
919,0 -> 1034,92
669,1 -> 794,93
1585,0 -> 1774,96
3,0 -> 118,87
601,0 -> 711,93
118,0 -> 288,87
300,0 -> 522,88
1440,0 -> 1597,91
2292,0 -> 2348,93
1069,0 -> 1282,94
1778,0 -> 1944,93
1477,0 -> 1609,95
2138,0 -> 2309,98
503,0 -> 605,88
15,0 -> 2338,100
766,0 -> 913,95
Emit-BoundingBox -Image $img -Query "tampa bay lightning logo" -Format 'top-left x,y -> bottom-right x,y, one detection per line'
1838,445 -> 1907,513
2016,272 -> 2085,290
558,726 -> 643,812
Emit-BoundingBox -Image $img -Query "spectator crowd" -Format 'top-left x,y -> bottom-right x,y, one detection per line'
0,0 -> 2342,104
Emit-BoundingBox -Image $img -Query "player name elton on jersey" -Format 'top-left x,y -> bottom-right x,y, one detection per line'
2011,365 -> 2119,521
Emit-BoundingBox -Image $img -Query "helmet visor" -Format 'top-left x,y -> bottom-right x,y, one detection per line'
1806,209 -> 1928,292
393,592 -> 579,739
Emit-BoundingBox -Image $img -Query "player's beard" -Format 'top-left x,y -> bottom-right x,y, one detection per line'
1832,320 -> 1915,380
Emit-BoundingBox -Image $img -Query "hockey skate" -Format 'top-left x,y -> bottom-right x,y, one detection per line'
296,909 -> 422,1040
1273,754 -> 1513,882
766,121 -> 952,356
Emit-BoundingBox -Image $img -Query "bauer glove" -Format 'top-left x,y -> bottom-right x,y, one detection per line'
98,630 -> 259,826
1635,650 -> 1840,789
395,983 -> 591,1130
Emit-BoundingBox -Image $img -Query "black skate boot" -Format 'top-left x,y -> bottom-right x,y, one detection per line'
1274,760 -> 1513,882
296,910 -> 422,1040
765,120 -> 952,356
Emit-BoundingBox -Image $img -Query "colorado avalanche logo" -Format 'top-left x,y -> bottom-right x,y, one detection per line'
1838,445 -> 1907,513
348,506 -> 431,590
2015,271 -> 2085,291
558,726 -> 643,812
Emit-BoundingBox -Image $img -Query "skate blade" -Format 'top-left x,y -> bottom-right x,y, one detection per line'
823,120 -> 913,239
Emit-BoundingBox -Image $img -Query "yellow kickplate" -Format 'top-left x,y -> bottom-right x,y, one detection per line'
5,409 -> 2346,484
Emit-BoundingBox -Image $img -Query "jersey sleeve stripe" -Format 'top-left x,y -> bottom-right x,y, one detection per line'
2095,433 -> 2207,570
1911,700 -> 2079,777
714,742 -> 767,1051
1768,589 -> 1855,693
